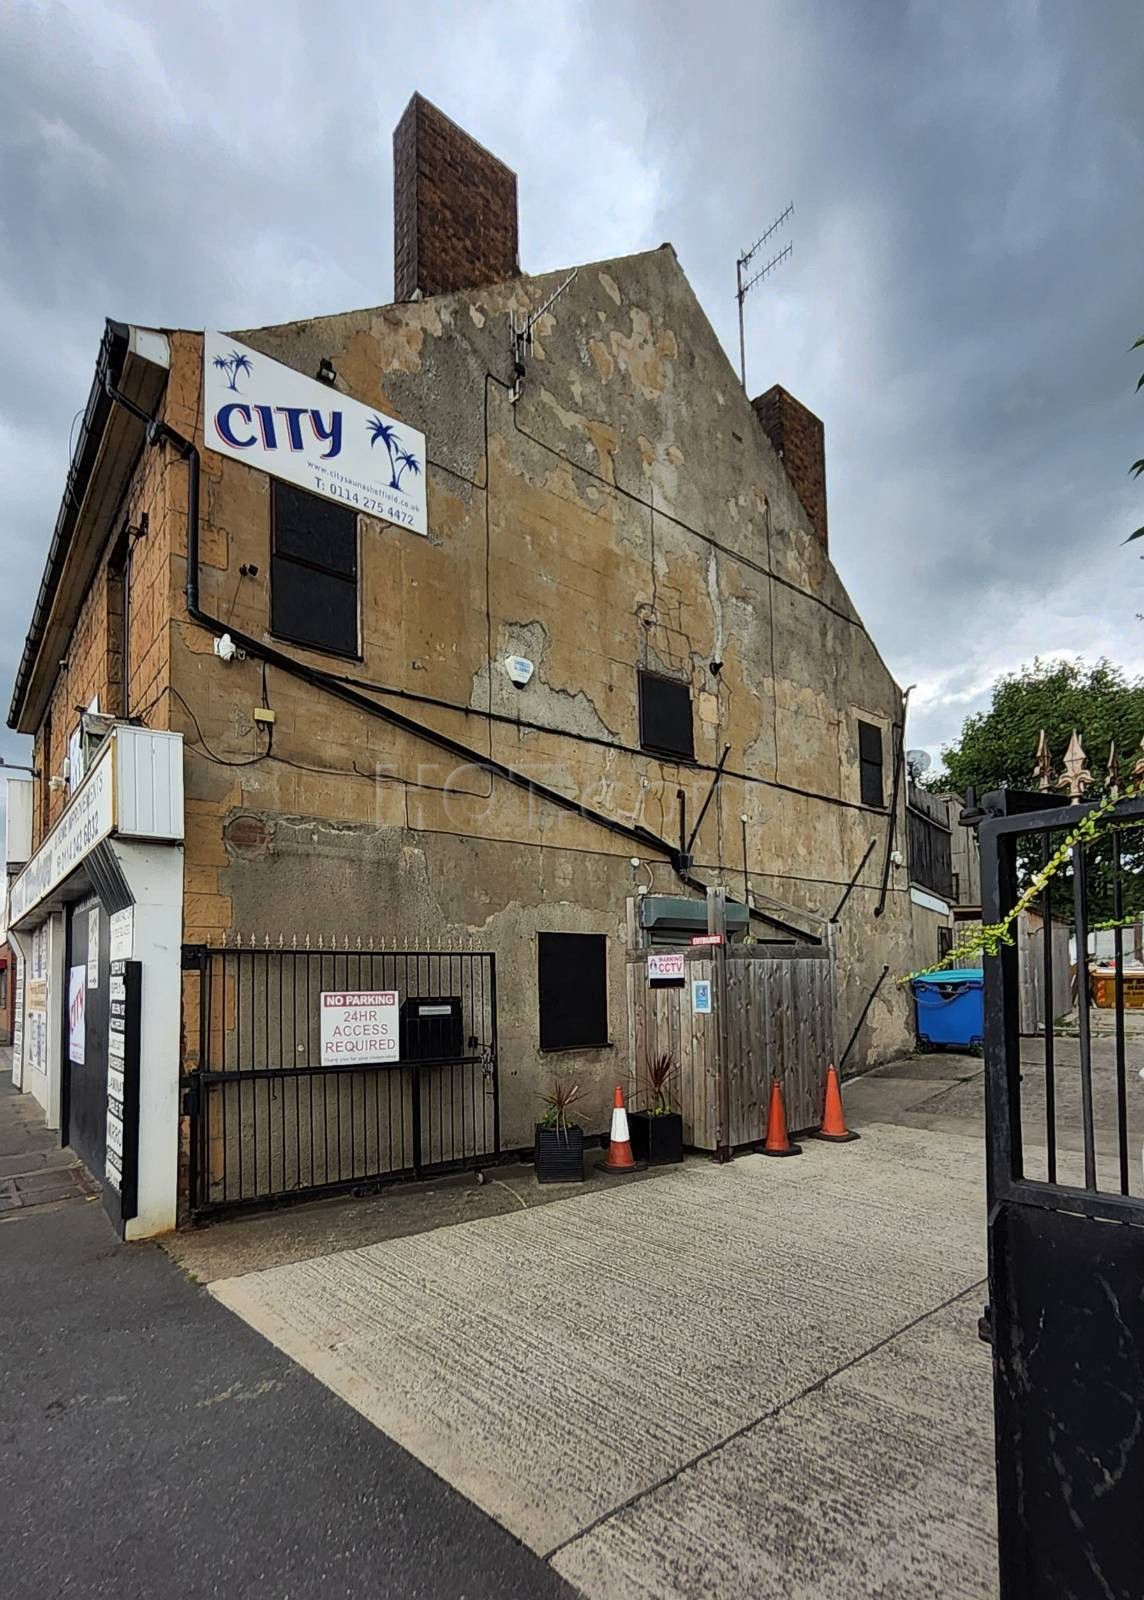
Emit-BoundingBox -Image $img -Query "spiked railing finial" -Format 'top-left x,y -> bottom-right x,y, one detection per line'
1057,730 -> 1092,803
1107,740 -> 1121,797
1033,728 -> 1054,793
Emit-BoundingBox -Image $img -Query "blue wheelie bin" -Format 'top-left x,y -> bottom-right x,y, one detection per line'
911,969 -> 984,1049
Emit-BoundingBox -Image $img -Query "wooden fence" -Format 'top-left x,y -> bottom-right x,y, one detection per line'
626,943 -> 836,1150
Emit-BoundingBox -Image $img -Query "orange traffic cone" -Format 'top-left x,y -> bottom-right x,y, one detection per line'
601,1085 -> 638,1172
759,1077 -> 802,1157
814,1064 -> 859,1143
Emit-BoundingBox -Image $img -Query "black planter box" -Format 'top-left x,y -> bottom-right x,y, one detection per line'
534,1123 -> 585,1183
629,1110 -> 683,1166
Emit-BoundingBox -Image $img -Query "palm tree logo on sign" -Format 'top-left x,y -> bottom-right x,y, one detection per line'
212,349 -> 253,393
367,416 -> 422,492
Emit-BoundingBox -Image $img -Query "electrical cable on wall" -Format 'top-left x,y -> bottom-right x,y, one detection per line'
101,341 -> 901,942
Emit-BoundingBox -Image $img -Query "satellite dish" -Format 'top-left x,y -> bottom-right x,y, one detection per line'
907,748 -> 932,779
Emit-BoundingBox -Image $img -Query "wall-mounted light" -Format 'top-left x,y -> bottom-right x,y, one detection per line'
316,357 -> 338,385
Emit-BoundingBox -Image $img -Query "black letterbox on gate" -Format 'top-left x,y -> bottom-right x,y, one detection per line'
399,996 -> 464,1062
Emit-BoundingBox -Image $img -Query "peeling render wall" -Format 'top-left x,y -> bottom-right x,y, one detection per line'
158,245 -> 913,1148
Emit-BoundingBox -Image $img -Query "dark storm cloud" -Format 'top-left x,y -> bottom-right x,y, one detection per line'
1,0 -> 1141,820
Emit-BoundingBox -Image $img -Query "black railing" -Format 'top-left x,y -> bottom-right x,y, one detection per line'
980,792 -> 1143,1209
185,944 -> 498,1213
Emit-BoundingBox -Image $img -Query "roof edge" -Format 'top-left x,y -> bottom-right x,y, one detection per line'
8,322 -> 171,734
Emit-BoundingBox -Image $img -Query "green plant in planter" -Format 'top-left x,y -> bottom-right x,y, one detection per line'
631,1051 -> 684,1165
538,1078 -> 582,1138
643,1051 -> 678,1115
535,1078 -> 585,1184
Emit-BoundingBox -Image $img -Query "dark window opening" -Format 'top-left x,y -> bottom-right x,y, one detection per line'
858,719 -> 885,808
271,482 -> 359,658
638,671 -> 694,761
538,932 -> 609,1051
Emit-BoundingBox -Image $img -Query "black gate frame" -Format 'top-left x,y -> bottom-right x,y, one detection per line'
978,786 -> 1144,1598
184,944 -> 499,1216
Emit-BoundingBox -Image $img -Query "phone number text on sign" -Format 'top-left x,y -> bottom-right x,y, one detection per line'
320,990 -> 400,1065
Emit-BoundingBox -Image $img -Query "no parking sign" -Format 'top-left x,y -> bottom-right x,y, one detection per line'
319,990 -> 400,1065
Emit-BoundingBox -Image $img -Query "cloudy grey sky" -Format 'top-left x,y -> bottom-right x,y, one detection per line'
2,0 -> 1141,789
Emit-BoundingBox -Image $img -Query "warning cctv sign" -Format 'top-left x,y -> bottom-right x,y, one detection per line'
320,990 -> 400,1065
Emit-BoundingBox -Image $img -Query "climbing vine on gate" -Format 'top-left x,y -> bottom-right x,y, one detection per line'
902,781 -> 1144,985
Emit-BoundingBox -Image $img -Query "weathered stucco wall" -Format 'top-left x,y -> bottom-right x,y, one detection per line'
157,245 -> 913,1146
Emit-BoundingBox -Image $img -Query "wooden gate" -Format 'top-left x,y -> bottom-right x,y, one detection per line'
626,942 -> 835,1151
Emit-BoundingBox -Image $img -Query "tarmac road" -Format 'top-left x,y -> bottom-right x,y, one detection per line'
0,1065 -> 574,1600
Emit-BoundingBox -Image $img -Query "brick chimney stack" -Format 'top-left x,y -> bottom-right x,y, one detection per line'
752,385 -> 828,554
393,94 -> 520,302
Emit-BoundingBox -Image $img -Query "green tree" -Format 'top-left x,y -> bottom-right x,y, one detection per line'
938,658 -> 1144,921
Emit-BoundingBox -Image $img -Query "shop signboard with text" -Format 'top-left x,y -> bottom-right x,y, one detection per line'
203,333 -> 427,536
9,748 -> 114,924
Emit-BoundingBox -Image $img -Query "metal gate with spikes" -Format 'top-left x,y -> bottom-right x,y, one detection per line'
976,739 -> 1144,1598
183,942 -> 499,1214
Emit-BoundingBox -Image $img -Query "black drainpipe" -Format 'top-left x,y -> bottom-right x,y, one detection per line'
104,380 -> 681,871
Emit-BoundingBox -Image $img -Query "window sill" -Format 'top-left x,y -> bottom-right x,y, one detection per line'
268,629 -> 363,665
639,745 -> 697,765
538,1041 -> 614,1055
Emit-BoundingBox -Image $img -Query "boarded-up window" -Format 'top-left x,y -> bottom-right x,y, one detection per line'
858,720 -> 885,808
639,671 -> 694,760
538,932 -> 608,1051
271,482 -> 359,657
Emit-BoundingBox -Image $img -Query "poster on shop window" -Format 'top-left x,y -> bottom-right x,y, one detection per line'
68,965 -> 86,1065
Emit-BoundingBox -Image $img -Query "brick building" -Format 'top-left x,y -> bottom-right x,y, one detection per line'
5,96 -> 919,1235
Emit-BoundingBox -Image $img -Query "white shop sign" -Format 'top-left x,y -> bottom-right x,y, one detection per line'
9,750 -> 113,923
204,333 -> 428,536
320,990 -> 400,1065
647,952 -> 686,983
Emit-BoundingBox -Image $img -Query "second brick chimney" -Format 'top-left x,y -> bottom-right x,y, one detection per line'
393,94 -> 520,302
752,385 -> 828,554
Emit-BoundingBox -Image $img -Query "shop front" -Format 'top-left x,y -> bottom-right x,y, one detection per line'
7,725 -> 184,1239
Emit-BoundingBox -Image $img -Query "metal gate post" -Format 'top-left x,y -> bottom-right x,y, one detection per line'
981,819 -> 1022,1204
489,954 -> 500,1157
707,887 -> 732,1161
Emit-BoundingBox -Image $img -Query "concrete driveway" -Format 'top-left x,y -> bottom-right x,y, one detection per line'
210,1109 -> 996,1598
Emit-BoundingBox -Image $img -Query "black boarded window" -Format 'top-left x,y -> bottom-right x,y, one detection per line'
638,671 -> 694,761
538,933 -> 609,1051
858,720 -> 885,808
271,482 -> 359,658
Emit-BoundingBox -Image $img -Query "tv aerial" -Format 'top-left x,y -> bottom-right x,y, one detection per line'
906,748 -> 932,781
510,268 -> 578,403
735,203 -> 793,390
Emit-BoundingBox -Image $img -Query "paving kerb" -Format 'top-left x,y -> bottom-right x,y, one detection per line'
211,1124 -> 986,1557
